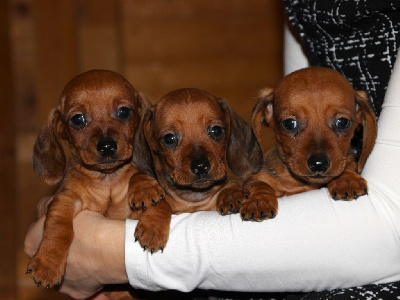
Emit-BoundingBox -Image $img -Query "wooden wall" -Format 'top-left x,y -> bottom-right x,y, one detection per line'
1,1 -> 17,299
2,0 -> 284,299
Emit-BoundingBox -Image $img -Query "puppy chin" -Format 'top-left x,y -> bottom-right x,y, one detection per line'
83,157 -> 131,173
288,162 -> 338,185
171,175 -> 226,192
188,180 -> 217,190
297,166 -> 346,185
302,174 -> 334,185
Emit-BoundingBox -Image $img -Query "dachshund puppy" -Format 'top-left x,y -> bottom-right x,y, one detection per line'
241,67 -> 377,221
132,88 -> 262,243
27,70 -> 164,291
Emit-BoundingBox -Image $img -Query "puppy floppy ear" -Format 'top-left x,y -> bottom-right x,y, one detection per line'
33,108 -> 66,185
355,91 -> 377,173
252,88 -> 274,145
218,99 -> 263,179
137,91 -> 152,114
132,108 -> 155,177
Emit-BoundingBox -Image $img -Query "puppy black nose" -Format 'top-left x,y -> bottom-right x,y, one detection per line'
97,140 -> 117,157
307,154 -> 330,173
191,158 -> 211,176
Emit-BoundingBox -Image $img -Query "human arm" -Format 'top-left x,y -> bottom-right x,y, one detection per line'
24,210 -> 127,299
126,187 -> 400,293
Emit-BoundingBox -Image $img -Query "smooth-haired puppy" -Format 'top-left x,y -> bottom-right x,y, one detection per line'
26,70 -> 164,291
132,88 -> 262,242
241,67 -> 377,221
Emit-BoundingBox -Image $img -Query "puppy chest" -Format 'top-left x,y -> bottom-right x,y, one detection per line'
83,179 -> 130,213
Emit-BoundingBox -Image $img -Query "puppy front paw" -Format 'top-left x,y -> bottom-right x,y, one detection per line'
129,173 -> 165,210
216,186 -> 243,215
26,254 -> 65,289
328,172 -> 368,201
240,180 -> 278,221
134,200 -> 172,253
134,221 -> 169,254
240,194 -> 278,222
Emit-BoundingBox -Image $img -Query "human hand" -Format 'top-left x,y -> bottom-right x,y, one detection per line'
24,210 -> 128,299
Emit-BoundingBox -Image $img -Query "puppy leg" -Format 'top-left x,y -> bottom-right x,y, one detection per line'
328,171 -> 368,200
134,198 -> 172,253
216,181 -> 243,215
27,192 -> 81,288
241,179 -> 278,221
128,172 -> 165,210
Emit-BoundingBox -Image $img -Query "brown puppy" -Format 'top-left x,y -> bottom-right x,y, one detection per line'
27,70 -> 164,291
241,67 -> 377,221
132,88 -> 262,241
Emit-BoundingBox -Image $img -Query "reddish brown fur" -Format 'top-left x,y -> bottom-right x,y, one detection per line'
241,67 -> 377,221
132,88 -> 262,218
27,70 -> 165,296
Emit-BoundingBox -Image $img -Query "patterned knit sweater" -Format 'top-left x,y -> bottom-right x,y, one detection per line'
284,0 -> 400,116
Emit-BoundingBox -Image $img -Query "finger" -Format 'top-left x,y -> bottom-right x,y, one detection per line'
24,216 -> 45,258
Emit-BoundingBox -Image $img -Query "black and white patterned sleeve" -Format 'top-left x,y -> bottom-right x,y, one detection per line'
284,0 -> 400,116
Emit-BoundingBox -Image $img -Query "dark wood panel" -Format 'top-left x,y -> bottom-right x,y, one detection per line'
34,0 -> 78,124
121,0 -> 283,105
76,0 -> 121,72
10,1 -> 78,299
0,1 -> 17,299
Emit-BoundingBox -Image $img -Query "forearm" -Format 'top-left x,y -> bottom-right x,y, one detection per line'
125,191 -> 400,292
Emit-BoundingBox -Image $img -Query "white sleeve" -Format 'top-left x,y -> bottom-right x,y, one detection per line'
125,57 -> 400,293
283,22 -> 309,75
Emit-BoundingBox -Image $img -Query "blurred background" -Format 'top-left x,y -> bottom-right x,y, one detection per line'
0,0 -> 284,299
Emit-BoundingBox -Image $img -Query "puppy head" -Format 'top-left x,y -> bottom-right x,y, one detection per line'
33,69 -> 149,185
253,67 -> 377,184
133,88 -> 261,197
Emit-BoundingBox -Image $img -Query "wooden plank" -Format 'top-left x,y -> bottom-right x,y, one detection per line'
8,0 -> 37,132
10,1 -> 78,299
76,0 -> 121,72
33,0 -> 78,124
0,1 -> 17,298
120,0 -> 283,99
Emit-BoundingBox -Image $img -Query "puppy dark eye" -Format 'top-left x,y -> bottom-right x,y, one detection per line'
162,133 -> 178,147
117,107 -> 132,120
208,125 -> 224,141
281,118 -> 297,131
334,117 -> 350,130
70,113 -> 87,129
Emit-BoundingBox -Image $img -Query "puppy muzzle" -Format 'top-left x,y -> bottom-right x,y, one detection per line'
301,153 -> 334,184
80,139 -> 130,172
